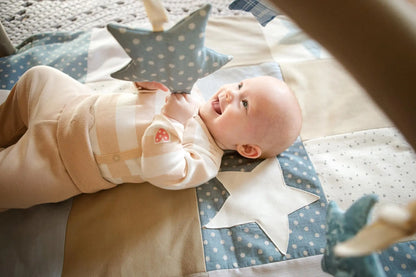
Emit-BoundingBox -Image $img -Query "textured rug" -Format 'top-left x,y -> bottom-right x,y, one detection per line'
1,0 -> 242,46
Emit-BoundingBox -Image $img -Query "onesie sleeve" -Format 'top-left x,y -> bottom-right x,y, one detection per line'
141,114 -> 223,190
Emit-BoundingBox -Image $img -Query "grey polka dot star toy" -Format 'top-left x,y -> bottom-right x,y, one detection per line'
107,4 -> 232,93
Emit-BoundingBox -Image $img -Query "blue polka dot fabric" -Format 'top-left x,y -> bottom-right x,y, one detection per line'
197,138 -> 328,271
379,242 -> 416,276
0,31 -> 91,90
197,138 -> 416,275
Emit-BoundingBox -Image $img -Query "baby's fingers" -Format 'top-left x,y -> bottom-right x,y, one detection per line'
135,81 -> 169,92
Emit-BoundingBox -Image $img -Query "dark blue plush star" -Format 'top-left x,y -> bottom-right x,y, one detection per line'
322,194 -> 386,277
107,4 -> 232,93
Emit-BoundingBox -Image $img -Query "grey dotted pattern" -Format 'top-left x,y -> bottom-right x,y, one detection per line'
304,127 -> 416,210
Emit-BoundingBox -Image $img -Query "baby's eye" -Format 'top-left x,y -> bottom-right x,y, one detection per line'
242,99 -> 248,109
238,82 -> 243,90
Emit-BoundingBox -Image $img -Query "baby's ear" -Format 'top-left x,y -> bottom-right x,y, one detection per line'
237,144 -> 262,159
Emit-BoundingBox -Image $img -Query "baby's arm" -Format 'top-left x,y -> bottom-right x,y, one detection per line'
140,94 -> 222,190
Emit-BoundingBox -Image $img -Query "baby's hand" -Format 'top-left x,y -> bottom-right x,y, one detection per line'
162,93 -> 198,125
134,81 -> 169,92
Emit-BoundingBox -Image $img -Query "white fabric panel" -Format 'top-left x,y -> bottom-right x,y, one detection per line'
304,127 -> 416,210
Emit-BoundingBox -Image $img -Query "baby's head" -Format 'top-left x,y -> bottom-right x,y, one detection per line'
199,76 -> 302,158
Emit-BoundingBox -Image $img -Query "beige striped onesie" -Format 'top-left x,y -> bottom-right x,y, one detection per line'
0,66 -> 223,209
88,87 -> 224,190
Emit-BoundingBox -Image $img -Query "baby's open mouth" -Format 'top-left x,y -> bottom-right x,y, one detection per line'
212,98 -> 222,115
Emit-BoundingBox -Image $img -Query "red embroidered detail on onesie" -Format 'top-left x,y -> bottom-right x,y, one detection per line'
155,128 -> 170,143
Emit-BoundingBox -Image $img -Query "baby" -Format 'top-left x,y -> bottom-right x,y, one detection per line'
0,66 -> 301,209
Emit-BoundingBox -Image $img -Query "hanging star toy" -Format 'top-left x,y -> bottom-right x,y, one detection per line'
322,194 -> 386,277
107,4 -> 232,93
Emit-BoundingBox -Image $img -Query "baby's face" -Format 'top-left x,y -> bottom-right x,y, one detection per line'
199,76 -> 284,151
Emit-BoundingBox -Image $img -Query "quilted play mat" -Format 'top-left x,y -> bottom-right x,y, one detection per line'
0,0 -> 415,276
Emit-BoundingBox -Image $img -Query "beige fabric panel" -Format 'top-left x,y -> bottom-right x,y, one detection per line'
280,59 -> 392,141
205,16 -> 274,68
269,0 -> 416,149
261,17 -> 332,63
62,183 -> 205,277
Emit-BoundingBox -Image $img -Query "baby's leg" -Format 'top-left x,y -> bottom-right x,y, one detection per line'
0,74 -> 30,147
0,66 -> 88,209
0,65 -> 82,147
0,129 -> 81,209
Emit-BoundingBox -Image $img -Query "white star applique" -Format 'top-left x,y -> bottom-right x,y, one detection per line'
204,158 -> 319,254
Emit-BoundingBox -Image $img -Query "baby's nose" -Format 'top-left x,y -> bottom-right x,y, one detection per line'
225,89 -> 234,102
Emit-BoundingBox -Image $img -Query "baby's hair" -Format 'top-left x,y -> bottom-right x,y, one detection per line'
257,79 -> 302,158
